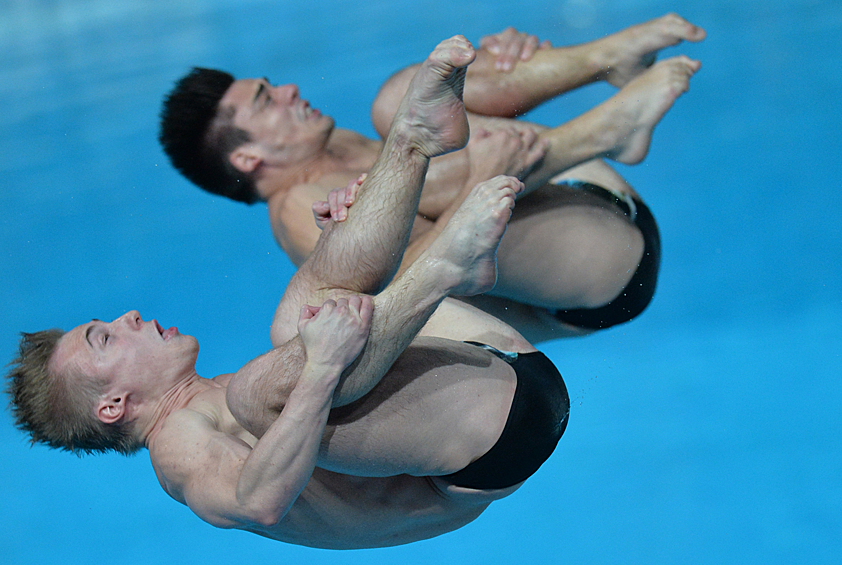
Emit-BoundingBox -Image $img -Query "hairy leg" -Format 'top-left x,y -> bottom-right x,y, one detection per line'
411,55 -> 699,221
323,175 -> 522,404
390,56 -> 695,335
228,35 -> 477,438
288,37 -> 475,304
228,38 -> 528,436
230,175 -> 523,439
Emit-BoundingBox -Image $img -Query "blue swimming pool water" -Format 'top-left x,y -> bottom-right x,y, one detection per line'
2,1 -> 840,563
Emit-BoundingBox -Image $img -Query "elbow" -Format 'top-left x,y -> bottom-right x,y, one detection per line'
241,501 -> 289,529
251,509 -> 285,529
236,490 -> 294,529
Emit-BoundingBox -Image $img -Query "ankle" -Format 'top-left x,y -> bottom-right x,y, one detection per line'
584,37 -> 616,82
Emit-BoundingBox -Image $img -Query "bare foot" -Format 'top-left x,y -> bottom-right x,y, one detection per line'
426,175 -> 523,296
594,13 -> 706,88
391,35 -> 476,158
598,55 -> 701,164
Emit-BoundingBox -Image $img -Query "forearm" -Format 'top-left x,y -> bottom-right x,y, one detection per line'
331,257 -> 452,406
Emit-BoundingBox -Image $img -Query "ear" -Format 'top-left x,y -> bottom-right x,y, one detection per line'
96,395 -> 126,425
229,146 -> 262,174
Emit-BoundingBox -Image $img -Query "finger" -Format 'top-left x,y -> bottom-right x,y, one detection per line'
299,303 -> 321,322
500,37 -> 523,71
347,294 -> 363,312
347,174 -> 364,205
491,27 -> 518,70
519,127 -> 538,147
329,189 -> 347,221
313,200 -> 330,215
531,139 -> 550,161
519,35 -> 540,61
480,35 -> 501,55
312,200 -> 331,227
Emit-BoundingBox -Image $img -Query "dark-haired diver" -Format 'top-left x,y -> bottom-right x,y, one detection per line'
159,13 -> 704,341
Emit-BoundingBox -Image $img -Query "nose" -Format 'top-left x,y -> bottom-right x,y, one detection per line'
274,83 -> 299,102
117,310 -> 143,329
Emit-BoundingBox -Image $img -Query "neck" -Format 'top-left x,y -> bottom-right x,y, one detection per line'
255,128 -> 380,201
140,370 -> 211,446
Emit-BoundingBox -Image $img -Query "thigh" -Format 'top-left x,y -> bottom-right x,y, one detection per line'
417,297 -> 536,354
493,180 -> 644,309
321,338 -> 517,478
549,158 -> 636,197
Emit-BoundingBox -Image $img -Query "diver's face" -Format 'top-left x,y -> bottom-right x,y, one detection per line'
52,310 -> 199,397
221,78 -> 334,167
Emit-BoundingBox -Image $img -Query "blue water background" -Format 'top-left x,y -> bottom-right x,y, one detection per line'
1,0 -> 840,563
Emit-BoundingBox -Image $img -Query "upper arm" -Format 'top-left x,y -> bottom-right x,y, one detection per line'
153,413 -> 263,529
270,187 -> 327,267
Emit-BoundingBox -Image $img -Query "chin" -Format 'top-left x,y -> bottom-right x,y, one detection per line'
185,335 -> 200,357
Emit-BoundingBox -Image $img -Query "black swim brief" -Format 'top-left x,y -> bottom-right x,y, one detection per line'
442,343 -> 569,490
550,179 -> 661,330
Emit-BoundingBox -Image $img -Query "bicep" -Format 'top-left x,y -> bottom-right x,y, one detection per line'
271,186 -> 329,267
159,425 -> 257,529
272,211 -> 319,269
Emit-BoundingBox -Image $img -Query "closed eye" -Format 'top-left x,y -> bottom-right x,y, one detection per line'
252,81 -> 272,111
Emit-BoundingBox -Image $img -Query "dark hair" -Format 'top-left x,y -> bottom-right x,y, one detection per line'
159,67 -> 259,204
5,330 -> 141,456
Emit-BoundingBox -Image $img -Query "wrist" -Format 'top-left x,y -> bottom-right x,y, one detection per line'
297,362 -> 344,387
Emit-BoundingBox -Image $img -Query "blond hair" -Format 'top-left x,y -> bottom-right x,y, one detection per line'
6,330 -> 141,455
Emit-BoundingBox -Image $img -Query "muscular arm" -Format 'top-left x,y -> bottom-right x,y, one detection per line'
155,361 -> 343,530
155,299 -> 370,529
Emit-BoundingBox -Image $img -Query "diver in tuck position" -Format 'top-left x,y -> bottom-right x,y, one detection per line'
159,13 -> 705,341
9,36 -> 568,548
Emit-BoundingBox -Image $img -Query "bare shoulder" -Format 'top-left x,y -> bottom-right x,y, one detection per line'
149,390 -> 251,504
148,408 -> 214,503
269,178 -> 350,266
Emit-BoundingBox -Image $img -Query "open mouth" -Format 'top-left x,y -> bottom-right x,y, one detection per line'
302,102 -> 319,119
153,320 -> 178,341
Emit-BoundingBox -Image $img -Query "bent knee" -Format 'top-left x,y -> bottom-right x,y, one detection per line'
226,369 -> 285,439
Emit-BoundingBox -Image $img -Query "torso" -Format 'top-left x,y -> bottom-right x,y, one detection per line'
148,348 -> 518,549
259,469 -> 494,549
